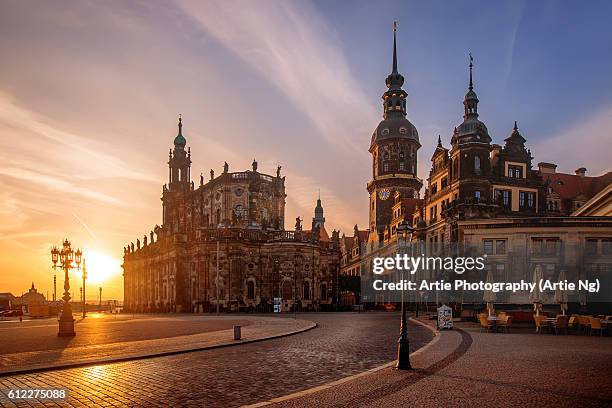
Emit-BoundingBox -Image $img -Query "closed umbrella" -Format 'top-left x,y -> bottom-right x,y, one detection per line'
483,269 -> 496,316
554,269 -> 568,315
529,264 -> 543,316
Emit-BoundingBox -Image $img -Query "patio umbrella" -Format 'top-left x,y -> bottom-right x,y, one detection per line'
554,269 -> 568,315
483,269 -> 496,316
529,264 -> 543,316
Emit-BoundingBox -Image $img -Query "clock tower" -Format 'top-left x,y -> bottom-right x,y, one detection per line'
367,23 -> 422,240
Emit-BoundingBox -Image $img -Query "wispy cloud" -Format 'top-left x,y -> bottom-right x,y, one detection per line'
177,0 -> 378,158
73,213 -> 98,241
531,105 -> 612,175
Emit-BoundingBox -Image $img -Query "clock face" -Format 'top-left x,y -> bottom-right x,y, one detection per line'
379,189 -> 391,200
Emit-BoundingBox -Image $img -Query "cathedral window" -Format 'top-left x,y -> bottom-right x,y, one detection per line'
247,281 -> 255,300
303,281 -> 310,300
383,162 -> 389,172
320,283 -> 327,300
399,161 -> 405,171
282,280 -> 292,300
474,190 -> 481,200
399,151 -> 405,159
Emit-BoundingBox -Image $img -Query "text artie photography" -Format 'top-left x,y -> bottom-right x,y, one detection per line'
1,1 -> 611,407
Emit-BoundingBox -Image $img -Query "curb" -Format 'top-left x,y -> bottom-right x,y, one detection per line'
0,321 -> 317,378
244,317 -> 440,408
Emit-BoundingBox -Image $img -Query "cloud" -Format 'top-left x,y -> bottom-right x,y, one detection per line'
531,105 -> 612,175
177,0 -> 378,158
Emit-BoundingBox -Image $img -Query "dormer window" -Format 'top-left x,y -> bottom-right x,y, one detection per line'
381,128 -> 390,136
399,127 -> 407,134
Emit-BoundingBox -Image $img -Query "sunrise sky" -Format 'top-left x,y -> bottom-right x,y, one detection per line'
1,0 -> 611,300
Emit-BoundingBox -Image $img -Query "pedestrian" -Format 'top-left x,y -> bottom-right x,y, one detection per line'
19,316 -> 22,322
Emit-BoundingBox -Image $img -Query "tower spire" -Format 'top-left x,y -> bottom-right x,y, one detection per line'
392,21 -> 398,74
469,52 -> 473,91
463,53 -> 479,119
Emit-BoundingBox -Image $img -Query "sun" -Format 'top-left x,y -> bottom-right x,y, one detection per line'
83,250 -> 122,284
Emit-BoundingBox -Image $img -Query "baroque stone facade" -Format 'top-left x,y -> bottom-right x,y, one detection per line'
123,119 -> 340,313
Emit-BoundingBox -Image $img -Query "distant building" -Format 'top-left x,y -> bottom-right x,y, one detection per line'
0,293 -> 15,311
123,119 -> 341,313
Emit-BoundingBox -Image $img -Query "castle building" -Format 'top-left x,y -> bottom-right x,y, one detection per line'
123,119 -> 340,313
340,26 -> 612,312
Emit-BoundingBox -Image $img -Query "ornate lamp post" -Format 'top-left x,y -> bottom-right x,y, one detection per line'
396,220 -> 414,370
82,259 -> 87,318
51,239 -> 82,337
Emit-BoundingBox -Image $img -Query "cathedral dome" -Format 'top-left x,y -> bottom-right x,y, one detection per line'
372,117 -> 419,145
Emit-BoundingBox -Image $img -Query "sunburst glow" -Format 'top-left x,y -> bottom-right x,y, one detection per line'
83,250 -> 122,284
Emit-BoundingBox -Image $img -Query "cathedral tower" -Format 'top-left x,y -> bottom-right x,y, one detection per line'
367,23 -> 422,240
162,116 -> 192,232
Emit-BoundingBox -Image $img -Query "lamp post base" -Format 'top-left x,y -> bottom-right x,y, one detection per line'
58,308 -> 75,337
58,319 -> 75,337
395,337 -> 412,370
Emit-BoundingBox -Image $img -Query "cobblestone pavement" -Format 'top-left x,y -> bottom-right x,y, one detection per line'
269,320 -> 612,408
0,316 -> 313,375
0,314 -> 253,354
0,312 -> 432,407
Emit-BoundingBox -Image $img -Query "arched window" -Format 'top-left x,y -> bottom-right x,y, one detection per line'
474,155 -> 481,174
247,281 -> 255,300
303,281 -> 310,300
282,280 -> 292,300
320,283 -> 327,300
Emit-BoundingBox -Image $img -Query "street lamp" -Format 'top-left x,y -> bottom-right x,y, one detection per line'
99,287 -> 102,310
395,220 -> 414,370
82,259 -> 88,318
51,239 -> 82,337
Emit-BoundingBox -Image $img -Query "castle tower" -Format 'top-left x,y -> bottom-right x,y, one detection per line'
449,55 -> 492,202
367,22 -> 422,239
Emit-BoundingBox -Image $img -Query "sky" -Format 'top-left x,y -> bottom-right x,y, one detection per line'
0,0 -> 611,300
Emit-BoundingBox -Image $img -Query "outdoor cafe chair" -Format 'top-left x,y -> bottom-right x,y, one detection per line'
553,315 -> 568,335
588,317 -> 605,336
578,315 -> 591,333
534,315 -> 548,333
479,315 -> 493,332
498,315 -> 512,333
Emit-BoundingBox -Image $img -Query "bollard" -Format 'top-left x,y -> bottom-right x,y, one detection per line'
233,325 -> 241,340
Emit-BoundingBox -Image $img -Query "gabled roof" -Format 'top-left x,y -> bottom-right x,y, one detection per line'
544,171 -> 612,202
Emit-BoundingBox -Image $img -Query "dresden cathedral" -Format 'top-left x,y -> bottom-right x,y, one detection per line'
122,118 -> 340,313
124,25 -> 611,313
